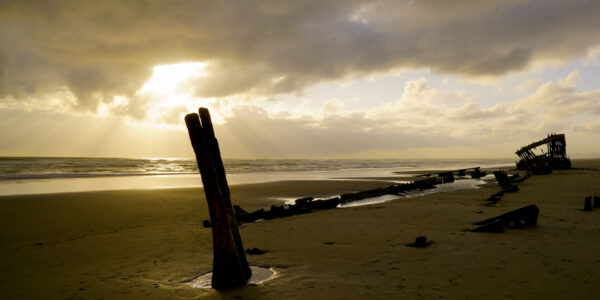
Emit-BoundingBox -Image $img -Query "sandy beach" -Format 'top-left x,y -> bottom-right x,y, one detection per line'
1,159 -> 599,299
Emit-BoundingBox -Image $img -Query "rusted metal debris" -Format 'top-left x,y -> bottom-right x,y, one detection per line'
185,108 -> 251,289
232,178 -> 439,224
515,133 -> 572,175
471,204 -> 539,233
232,168 -> 484,224
484,171 -> 531,207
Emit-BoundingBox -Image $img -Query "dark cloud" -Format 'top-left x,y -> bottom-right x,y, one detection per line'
1,0 -> 600,114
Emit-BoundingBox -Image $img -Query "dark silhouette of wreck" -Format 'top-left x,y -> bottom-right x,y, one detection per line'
515,133 -> 571,175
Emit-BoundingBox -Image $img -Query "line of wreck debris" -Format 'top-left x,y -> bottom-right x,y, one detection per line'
470,169 -> 538,233
482,170 -> 530,207
472,133 -> 573,233
219,133 -> 572,234
206,167 -> 486,226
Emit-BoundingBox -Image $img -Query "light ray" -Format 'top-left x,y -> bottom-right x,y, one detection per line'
140,62 -> 207,95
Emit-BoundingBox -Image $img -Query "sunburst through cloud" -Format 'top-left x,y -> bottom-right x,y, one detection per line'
1,2 -> 600,297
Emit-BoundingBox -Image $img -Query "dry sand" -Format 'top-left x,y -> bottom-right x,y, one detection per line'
1,160 -> 599,299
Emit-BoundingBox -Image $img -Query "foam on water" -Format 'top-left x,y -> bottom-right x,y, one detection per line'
0,157 -> 512,196
0,157 -> 514,181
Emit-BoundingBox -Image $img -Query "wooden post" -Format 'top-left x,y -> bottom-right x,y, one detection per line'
185,107 -> 251,289
584,196 -> 593,211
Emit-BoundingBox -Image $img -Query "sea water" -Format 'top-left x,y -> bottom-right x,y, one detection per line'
0,157 -> 514,196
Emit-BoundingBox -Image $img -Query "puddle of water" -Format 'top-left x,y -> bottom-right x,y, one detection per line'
339,194 -> 400,208
269,178 -> 490,209
273,195 -> 339,205
339,178 -> 487,208
188,266 -> 275,289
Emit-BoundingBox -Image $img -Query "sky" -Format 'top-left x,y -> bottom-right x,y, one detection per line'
1,0 -> 600,159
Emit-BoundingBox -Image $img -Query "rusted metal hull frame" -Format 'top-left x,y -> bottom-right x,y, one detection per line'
515,133 -> 571,174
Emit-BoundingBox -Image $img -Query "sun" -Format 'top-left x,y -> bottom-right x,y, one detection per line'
133,61 -> 227,126
139,62 -> 207,95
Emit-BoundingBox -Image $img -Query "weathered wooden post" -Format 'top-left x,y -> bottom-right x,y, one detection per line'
185,107 -> 252,289
584,196 -> 593,211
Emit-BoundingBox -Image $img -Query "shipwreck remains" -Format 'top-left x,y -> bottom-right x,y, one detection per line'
232,167 -> 485,225
185,108 -> 251,289
233,179 -> 439,224
515,133 -> 571,175
471,204 -> 539,233
416,167 -> 486,180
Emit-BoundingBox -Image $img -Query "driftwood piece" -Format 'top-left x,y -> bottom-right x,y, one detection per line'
471,204 -> 539,233
185,108 -> 251,289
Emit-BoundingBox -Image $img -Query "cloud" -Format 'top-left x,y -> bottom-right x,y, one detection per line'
513,70 -> 600,120
214,105 -> 465,158
209,69 -> 600,157
285,74 -> 600,146
578,119 -> 600,134
1,0 -> 600,117
442,71 -> 600,139
447,103 -> 502,120
320,98 -> 346,115
1,70 -> 598,158
366,77 -> 472,132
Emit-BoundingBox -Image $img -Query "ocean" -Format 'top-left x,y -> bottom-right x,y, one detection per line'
0,157 -> 515,196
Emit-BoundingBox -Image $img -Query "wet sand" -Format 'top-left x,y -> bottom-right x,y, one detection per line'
1,160 -> 599,299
